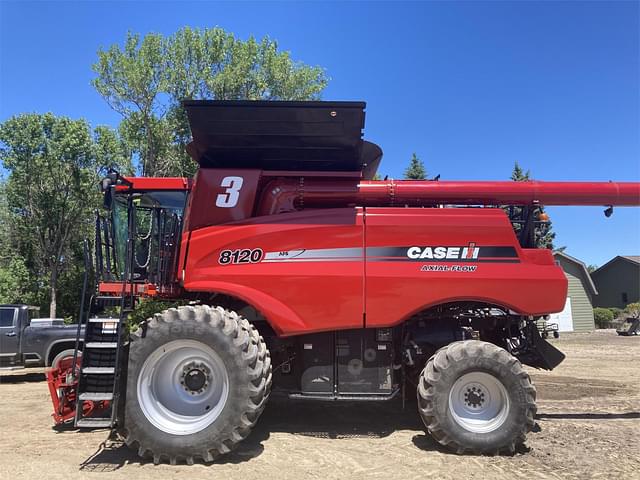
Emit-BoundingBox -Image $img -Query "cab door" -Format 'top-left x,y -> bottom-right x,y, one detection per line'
0,307 -> 20,367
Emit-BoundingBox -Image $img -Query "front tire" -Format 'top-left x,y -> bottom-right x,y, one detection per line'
122,305 -> 272,464
417,340 -> 536,454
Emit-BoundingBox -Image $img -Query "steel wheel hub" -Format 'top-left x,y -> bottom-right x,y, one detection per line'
181,362 -> 210,394
449,371 -> 509,433
137,339 -> 229,435
464,384 -> 486,408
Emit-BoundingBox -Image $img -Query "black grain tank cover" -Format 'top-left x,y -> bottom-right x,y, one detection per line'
183,100 -> 381,175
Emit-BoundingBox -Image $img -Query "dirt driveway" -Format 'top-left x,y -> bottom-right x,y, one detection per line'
1,330 -> 638,480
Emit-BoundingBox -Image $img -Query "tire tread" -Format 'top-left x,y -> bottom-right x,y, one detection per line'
122,305 -> 272,464
417,340 -> 536,454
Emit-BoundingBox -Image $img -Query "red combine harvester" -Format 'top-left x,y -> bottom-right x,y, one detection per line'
47,101 -> 640,463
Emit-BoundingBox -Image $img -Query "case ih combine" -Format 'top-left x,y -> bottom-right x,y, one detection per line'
46,101 -> 640,464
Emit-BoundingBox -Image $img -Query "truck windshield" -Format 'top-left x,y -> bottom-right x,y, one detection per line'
111,190 -> 188,282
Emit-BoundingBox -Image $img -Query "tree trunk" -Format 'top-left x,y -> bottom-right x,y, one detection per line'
144,115 -> 156,177
49,268 -> 57,319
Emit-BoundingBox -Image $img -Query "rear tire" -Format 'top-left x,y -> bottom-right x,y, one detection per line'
122,305 -> 272,464
417,340 -> 536,454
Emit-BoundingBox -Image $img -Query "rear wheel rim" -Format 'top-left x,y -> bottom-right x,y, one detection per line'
448,371 -> 509,433
137,339 -> 229,435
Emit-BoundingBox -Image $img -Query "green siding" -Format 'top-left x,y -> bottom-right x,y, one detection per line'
565,272 -> 595,332
555,255 -> 595,332
592,259 -> 640,308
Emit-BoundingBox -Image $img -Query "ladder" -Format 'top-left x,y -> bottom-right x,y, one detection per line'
74,195 -> 137,428
74,296 -> 131,428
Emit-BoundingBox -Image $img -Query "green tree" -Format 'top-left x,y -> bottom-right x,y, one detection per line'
587,264 -> 598,274
0,113 -> 128,318
624,302 -> 640,318
404,153 -> 427,180
0,252 -> 37,305
93,27 -> 329,177
608,307 -> 623,320
93,125 -> 134,175
511,161 -> 531,181
0,181 -> 40,305
0,181 -> 39,304
593,307 -> 614,329
509,162 -> 556,249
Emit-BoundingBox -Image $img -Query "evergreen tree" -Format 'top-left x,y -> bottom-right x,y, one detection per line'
511,161 -> 531,181
509,162 -> 556,249
404,153 -> 427,180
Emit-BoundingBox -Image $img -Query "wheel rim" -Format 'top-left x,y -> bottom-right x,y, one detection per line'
448,371 -> 510,433
137,339 -> 229,435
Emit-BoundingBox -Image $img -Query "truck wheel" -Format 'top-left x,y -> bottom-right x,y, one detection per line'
122,305 -> 272,464
51,348 -> 82,370
417,340 -> 536,454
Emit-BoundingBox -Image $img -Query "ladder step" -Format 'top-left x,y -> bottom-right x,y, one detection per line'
88,317 -> 120,323
76,418 -> 112,428
79,392 -> 114,401
85,342 -> 118,348
94,295 -> 123,302
82,367 -> 115,374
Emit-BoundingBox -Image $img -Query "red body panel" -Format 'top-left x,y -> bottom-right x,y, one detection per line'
183,169 -> 260,230
364,208 -> 566,328
183,208 -> 365,335
182,206 -> 566,336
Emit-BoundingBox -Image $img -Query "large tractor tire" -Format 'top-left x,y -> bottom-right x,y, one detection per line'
417,340 -> 536,454
122,305 -> 272,464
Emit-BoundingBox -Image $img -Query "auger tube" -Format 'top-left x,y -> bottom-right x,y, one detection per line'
257,178 -> 640,215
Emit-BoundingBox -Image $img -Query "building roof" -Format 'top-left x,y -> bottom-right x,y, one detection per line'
592,255 -> 640,277
553,251 -> 598,296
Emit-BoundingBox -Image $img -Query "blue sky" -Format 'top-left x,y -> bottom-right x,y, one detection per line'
0,1 -> 638,266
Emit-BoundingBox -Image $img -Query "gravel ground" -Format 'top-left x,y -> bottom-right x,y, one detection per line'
0,329 -> 638,480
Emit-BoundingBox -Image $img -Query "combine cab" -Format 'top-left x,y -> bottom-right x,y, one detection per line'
47,100 -> 640,463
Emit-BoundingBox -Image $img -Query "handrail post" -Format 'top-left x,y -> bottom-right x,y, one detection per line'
72,239 -> 90,380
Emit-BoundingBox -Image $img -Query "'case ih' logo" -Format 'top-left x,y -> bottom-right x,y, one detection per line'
407,243 -> 479,260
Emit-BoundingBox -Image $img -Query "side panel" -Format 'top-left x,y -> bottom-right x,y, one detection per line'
23,327 -> 80,367
364,208 -> 567,328
183,208 -> 365,336
183,168 -> 261,231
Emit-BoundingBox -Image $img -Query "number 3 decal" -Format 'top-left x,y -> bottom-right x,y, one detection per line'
216,176 -> 244,208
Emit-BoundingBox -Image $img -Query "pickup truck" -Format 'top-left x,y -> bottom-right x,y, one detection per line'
0,304 -> 84,370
